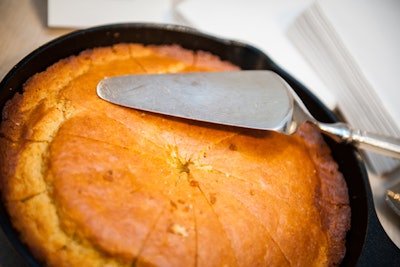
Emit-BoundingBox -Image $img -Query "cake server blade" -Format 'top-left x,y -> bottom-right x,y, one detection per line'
97,71 -> 293,131
97,70 -> 400,159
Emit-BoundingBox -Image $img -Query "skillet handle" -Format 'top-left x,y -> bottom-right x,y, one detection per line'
317,122 -> 400,159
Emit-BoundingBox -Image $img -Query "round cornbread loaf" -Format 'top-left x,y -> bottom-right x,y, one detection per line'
0,43 -> 350,266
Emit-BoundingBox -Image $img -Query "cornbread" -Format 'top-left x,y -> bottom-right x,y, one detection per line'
0,43 -> 350,266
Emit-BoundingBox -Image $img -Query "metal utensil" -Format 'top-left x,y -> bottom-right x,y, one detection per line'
387,182 -> 400,216
97,70 -> 400,159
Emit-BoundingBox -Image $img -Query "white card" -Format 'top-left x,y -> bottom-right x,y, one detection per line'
48,0 -> 172,28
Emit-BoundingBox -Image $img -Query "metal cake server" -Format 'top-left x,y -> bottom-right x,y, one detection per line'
97,70 -> 400,159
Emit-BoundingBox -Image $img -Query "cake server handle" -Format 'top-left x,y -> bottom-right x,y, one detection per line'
317,122 -> 400,159
289,85 -> 400,159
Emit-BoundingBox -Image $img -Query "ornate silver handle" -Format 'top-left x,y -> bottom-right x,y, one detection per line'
317,122 -> 400,159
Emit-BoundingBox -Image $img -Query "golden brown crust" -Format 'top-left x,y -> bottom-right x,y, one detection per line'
0,43 -> 349,266
296,123 -> 351,266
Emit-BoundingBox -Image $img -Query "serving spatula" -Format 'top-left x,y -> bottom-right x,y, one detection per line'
97,70 -> 400,159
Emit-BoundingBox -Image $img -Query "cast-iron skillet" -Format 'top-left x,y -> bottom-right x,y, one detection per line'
0,23 -> 398,266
